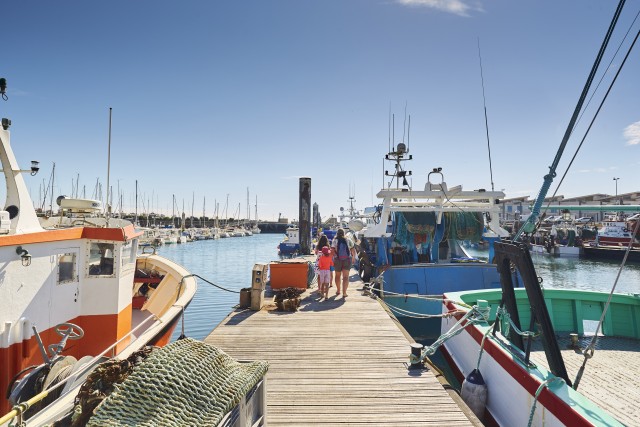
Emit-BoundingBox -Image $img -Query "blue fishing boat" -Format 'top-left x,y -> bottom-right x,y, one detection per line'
356,141 -> 509,338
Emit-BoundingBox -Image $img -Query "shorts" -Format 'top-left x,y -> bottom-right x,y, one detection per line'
319,270 -> 331,283
334,258 -> 351,272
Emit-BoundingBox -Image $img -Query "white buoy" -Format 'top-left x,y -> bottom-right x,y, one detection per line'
460,368 -> 487,419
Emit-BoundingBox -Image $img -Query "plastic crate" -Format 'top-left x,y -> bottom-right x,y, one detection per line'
269,260 -> 309,289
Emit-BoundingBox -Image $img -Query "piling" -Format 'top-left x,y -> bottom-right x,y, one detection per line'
299,177 -> 311,254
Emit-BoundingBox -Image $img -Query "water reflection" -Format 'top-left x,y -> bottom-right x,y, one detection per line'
466,247 -> 640,294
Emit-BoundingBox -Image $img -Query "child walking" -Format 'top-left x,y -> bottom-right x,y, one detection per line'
318,246 -> 334,299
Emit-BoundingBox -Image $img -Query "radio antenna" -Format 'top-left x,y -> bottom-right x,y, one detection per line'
477,37 -> 495,192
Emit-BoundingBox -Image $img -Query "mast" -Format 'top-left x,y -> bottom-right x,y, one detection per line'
191,192 -> 194,228
135,180 -> 138,225
49,162 -> 55,216
106,107 -> 112,225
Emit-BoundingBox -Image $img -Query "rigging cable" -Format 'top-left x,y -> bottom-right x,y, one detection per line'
540,7 -> 640,216
513,0 -> 626,242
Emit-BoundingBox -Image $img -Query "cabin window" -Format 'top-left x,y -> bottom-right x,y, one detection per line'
88,242 -> 116,276
58,253 -> 77,284
121,239 -> 137,266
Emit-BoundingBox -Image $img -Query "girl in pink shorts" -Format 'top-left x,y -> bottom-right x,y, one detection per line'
318,246 -> 334,299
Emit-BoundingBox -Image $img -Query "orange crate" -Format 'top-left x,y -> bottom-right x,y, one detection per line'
269,260 -> 309,289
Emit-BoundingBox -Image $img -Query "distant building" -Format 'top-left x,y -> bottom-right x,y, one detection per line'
500,192 -> 640,222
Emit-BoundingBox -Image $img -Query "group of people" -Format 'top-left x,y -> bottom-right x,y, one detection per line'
314,228 -> 356,300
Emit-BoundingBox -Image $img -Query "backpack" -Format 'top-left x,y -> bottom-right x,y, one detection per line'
337,238 -> 350,260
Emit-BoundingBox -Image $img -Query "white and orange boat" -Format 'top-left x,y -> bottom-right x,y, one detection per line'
0,109 -> 196,424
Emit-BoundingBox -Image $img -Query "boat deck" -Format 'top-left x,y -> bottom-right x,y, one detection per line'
205,271 -> 477,426
530,335 -> 640,426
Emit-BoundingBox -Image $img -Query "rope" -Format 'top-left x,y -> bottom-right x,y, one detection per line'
538,17 -> 640,227
181,273 -> 240,294
527,377 -> 566,427
386,303 -> 465,320
496,306 -> 540,339
514,0 -> 626,241
409,306 -> 489,364
366,280 -> 474,309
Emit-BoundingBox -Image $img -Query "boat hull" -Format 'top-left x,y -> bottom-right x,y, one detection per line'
2,254 -> 197,421
278,242 -> 300,255
530,243 -> 582,257
439,289 -> 630,427
582,245 -> 640,262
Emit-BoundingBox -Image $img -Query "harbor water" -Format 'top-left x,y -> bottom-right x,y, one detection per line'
153,234 -> 284,341
156,236 -> 640,342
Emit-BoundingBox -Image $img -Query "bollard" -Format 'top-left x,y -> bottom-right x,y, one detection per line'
409,342 -> 424,369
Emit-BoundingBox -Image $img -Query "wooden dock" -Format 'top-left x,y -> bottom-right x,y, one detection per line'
205,271 -> 478,426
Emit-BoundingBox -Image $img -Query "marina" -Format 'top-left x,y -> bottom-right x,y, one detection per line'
3,1 -> 640,426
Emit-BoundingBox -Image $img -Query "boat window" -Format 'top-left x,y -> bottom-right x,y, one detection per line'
121,239 -> 137,266
58,253 -> 77,284
88,242 -> 116,276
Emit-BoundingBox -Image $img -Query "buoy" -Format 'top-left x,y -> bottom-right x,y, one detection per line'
460,368 -> 487,419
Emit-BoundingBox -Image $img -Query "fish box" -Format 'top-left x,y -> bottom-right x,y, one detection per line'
269,260 -> 309,290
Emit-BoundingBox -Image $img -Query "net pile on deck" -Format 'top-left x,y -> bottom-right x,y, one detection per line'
86,338 -> 268,426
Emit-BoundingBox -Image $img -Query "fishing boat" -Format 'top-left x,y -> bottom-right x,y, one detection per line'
581,213 -> 640,262
592,213 -> 640,247
354,138 -> 512,342
420,4 -> 640,425
0,105 -> 197,424
278,226 -> 301,256
439,241 -> 638,426
529,221 -> 583,257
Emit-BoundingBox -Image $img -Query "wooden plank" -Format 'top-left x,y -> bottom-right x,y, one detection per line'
205,270 -> 476,426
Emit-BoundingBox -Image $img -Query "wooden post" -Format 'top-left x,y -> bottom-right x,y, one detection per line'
299,177 -> 311,255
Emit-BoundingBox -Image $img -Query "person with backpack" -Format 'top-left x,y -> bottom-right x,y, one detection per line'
331,228 -> 356,297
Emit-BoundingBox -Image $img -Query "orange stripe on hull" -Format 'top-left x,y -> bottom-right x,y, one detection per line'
0,224 -> 142,248
0,305 -> 133,414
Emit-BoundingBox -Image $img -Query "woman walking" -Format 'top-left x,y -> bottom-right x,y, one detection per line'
331,228 -> 356,297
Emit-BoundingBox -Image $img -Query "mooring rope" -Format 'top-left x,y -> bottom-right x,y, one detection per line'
527,377 -> 566,427
180,273 -> 240,294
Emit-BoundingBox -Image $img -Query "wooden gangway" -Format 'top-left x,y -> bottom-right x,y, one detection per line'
205,273 -> 478,426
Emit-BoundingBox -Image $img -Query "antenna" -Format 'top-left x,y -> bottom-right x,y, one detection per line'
392,114 -> 395,151
477,38 -> 495,192
388,102 -> 391,153
402,101 -> 407,143
407,115 -> 411,151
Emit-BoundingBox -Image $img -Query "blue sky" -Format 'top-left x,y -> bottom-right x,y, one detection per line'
1,0 -> 639,222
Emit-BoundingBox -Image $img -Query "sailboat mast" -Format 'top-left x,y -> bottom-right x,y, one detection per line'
49,162 -> 55,215
191,192 -> 194,228
106,107 -> 112,225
